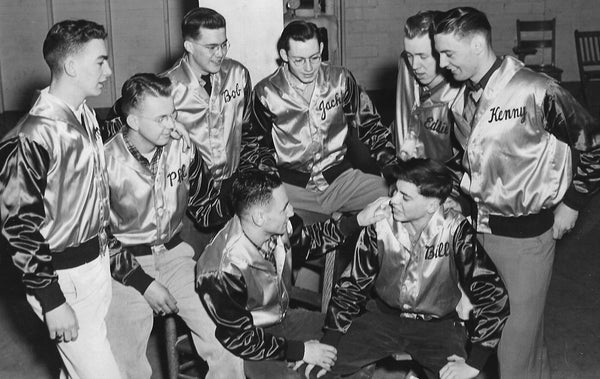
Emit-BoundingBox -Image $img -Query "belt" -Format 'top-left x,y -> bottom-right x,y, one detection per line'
278,158 -> 352,188
52,236 -> 100,270
130,233 -> 183,257
487,208 -> 553,238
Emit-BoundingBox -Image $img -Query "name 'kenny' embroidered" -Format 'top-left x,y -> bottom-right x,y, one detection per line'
487,106 -> 527,123
317,93 -> 342,120
222,82 -> 242,103
167,164 -> 187,187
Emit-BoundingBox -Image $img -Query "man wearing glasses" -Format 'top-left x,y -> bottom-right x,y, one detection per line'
162,7 -> 252,255
243,20 -> 396,226
104,73 -> 243,378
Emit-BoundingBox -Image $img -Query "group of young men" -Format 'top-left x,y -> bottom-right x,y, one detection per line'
1,5 -> 598,379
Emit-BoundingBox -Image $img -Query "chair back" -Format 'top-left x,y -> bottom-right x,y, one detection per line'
515,18 -> 557,66
574,30 -> 600,106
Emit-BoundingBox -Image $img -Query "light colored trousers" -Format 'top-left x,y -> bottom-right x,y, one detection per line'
27,253 -> 122,379
106,242 -> 244,379
283,168 -> 389,219
478,229 -> 554,379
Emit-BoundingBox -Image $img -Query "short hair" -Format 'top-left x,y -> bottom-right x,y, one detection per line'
383,158 -> 452,202
277,20 -> 322,52
43,19 -> 107,76
433,7 -> 492,44
182,7 -> 226,40
231,170 -> 283,216
404,10 -> 440,39
120,73 -> 172,117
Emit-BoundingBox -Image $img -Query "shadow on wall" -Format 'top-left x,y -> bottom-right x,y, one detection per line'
367,60 -> 398,126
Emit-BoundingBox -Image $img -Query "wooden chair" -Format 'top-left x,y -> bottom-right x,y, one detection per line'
574,30 -> 600,107
513,19 -> 563,81
164,315 -> 204,379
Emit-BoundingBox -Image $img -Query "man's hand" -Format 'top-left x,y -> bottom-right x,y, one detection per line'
439,355 -> 479,379
302,340 -> 337,372
552,202 -> 579,239
292,361 -> 328,378
44,302 -> 79,342
170,121 -> 191,150
357,197 -> 392,227
143,281 -> 179,316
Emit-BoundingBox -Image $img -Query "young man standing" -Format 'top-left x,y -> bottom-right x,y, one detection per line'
243,20 -> 396,222
104,73 -> 241,379
0,20 -> 121,378
395,11 -> 459,163
162,7 -> 252,253
433,7 -> 600,378
196,170 -> 388,378
321,159 -> 509,379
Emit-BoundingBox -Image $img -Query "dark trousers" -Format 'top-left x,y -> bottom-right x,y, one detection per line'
244,309 -> 326,379
330,300 -> 467,379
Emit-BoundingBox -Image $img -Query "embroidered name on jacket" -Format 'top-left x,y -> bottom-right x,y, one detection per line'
222,82 -> 242,103
423,117 -> 449,134
317,93 -> 343,120
487,106 -> 527,123
167,164 -> 187,187
425,242 -> 450,260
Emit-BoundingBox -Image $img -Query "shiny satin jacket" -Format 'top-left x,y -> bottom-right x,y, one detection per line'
244,63 -> 396,190
0,89 -> 110,308
325,208 -> 509,367
196,214 -> 348,361
162,55 -> 251,181
395,52 -> 459,162
451,56 -> 600,232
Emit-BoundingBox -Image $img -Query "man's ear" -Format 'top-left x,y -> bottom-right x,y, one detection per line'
279,49 -> 289,63
126,114 -> 139,131
183,40 -> 194,55
426,198 -> 440,214
64,58 -> 77,78
470,34 -> 485,55
251,209 -> 265,227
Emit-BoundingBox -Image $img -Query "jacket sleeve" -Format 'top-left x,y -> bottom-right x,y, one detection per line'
321,225 -> 379,347
0,136 -> 65,313
453,219 -> 510,370
197,268 -> 305,361
100,99 -> 125,142
107,232 -> 154,294
543,83 -> 600,210
289,213 -> 361,268
239,91 -> 278,173
236,69 -> 259,173
343,69 -> 397,169
187,146 -> 232,228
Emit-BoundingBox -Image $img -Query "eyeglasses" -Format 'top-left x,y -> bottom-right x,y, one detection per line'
135,110 -> 178,127
289,54 -> 322,67
192,40 -> 230,56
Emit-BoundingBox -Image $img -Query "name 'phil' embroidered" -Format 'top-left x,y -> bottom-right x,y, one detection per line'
317,93 -> 342,120
167,164 -> 187,187
487,106 -> 527,123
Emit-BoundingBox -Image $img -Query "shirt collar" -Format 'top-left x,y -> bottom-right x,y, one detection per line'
122,127 -> 163,172
467,57 -> 502,92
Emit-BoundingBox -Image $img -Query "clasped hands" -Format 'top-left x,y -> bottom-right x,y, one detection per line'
290,340 -> 337,378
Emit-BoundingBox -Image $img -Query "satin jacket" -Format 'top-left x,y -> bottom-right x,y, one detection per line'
196,213 -> 358,361
323,208 -> 509,370
395,52 -> 459,162
162,55 -> 252,182
0,88 -> 111,312
106,130 -> 231,293
243,63 -> 396,190
450,56 -> 600,233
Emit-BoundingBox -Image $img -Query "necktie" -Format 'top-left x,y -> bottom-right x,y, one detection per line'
463,80 -> 483,126
201,74 -> 212,95
261,236 -> 278,268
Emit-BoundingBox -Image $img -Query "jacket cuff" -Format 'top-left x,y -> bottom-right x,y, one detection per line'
127,266 -> 155,294
466,344 -> 494,371
562,186 -> 588,211
285,340 -> 305,362
33,281 -> 66,313
320,329 -> 343,348
338,214 -> 360,237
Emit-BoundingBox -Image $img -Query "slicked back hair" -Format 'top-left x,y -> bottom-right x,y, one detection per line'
231,170 -> 283,217
182,7 -> 226,41
277,20 -> 322,52
404,10 -> 441,39
433,7 -> 492,45
120,73 -> 172,117
43,19 -> 107,76
383,158 -> 453,202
